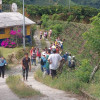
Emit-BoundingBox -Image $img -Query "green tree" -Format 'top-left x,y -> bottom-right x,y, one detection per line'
83,13 -> 100,81
41,14 -> 49,28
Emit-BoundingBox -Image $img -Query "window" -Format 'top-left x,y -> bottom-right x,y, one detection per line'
0,28 -> 5,34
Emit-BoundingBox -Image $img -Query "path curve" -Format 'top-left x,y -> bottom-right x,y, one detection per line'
25,29 -> 78,100
0,29 -> 79,100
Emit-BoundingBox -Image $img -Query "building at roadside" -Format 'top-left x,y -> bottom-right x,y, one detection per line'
0,12 -> 35,46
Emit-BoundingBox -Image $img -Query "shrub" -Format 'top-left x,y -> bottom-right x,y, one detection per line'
67,15 -> 74,22
75,59 -> 92,83
41,14 -> 49,28
15,49 -> 25,60
10,29 -> 23,47
52,14 -> 60,20
51,24 -> 63,40
1,39 -> 16,48
15,48 -> 30,60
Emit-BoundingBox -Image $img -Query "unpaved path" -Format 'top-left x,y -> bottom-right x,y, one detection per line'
24,29 -> 78,100
0,29 -> 82,100
0,77 -> 21,100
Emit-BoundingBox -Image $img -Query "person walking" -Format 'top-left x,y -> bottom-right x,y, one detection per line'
45,50 -> 50,75
22,53 -> 31,81
68,54 -> 72,68
40,31 -> 43,40
41,52 -> 47,77
49,29 -> 52,38
31,50 -> 37,66
36,48 -> 41,63
30,47 -> 34,64
44,31 -> 48,39
63,52 -> 69,63
0,56 -> 7,78
71,56 -> 76,69
48,49 -> 62,79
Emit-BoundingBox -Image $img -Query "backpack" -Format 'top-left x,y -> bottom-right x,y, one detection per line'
71,60 -> 75,67
41,57 -> 46,65
41,59 -> 44,65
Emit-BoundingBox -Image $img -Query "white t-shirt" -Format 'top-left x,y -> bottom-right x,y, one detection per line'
48,54 -> 62,70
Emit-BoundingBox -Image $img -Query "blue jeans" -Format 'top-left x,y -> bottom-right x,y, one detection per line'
46,69 -> 50,75
68,61 -> 71,67
31,59 -> 36,66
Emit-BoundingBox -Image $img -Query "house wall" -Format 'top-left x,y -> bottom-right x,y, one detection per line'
0,25 -> 32,46
26,25 -> 31,35
0,25 -> 31,39
0,28 -> 10,39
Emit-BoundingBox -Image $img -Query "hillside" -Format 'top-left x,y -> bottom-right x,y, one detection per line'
72,0 -> 100,9
25,0 -> 100,8
25,0 -> 75,6
3,0 -> 100,8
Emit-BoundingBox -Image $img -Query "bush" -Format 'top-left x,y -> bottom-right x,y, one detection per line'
67,15 -> 74,22
52,14 -> 61,20
41,14 -> 49,28
51,24 -> 63,40
75,59 -> 92,83
15,48 -> 30,60
1,39 -> 16,48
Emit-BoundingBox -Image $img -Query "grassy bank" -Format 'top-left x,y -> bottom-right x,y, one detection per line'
6,75 -> 41,98
35,69 -> 85,94
0,47 -> 22,58
35,20 -> 100,99
35,68 -> 100,99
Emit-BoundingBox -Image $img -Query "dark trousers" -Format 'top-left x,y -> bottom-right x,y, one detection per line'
0,66 -> 5,78
22,67 -> 29,80
50,69 -> 57,79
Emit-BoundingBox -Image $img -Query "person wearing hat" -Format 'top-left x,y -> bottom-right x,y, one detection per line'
48,49 -> 62,79
68,53 -> 72,67
0,56 -> 7,78
71,56 -> 76,69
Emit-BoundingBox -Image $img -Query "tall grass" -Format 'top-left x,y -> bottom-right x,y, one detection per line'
34,69 -> 84,94
6,75 -> 41,98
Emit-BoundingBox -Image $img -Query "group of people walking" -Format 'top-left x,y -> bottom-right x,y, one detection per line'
40,29 -> 52,40
20,29 -> 76,80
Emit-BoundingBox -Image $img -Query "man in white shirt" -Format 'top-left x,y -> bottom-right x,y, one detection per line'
48,49 -> 62,79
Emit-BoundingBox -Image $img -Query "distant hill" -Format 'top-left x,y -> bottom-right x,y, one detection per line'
3,0 -> 100,8
24,0 -> 75,6
25,0 -> 100,8
71,0 -> 100,9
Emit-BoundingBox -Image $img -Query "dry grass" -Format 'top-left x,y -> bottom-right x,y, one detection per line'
6,75 -> 41,98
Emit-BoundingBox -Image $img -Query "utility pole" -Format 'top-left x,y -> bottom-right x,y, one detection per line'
23,0 -> 25,50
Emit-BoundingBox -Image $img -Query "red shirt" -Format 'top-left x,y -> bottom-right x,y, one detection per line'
37,51 -> 41,57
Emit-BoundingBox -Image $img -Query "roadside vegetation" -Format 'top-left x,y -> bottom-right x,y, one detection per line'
0,47 -> 22,58
35,12 -> 100,99
6,75 -> 41,98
